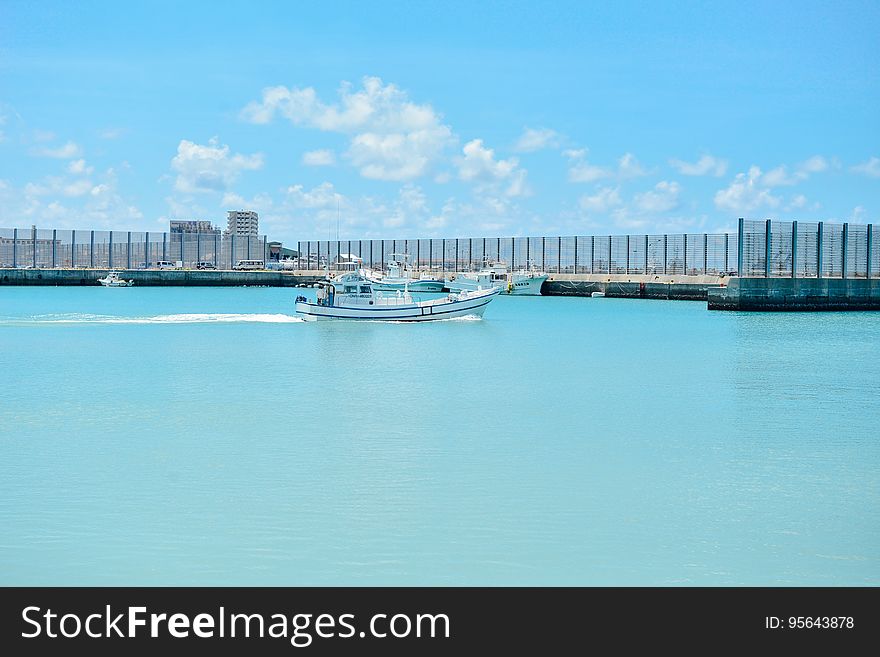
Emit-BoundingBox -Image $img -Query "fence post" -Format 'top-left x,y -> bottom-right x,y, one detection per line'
724,233 -> 729,274
683,233 -> 688,275
607,236 -> 612,274
455,238 -> 459,272
817,222 -> 823,278
557,236 -> 561,273
145,232 -> 150,268
868,224 -> 873,279
162,233 -> 167,262
644,234 -> 649,274
702,233 -> 708,274
590,236 -> 596,272
32,226 -> 37,268
541,237 -> 545,270
573,236 -> 578,273
90,230 -> 95,268
11,228 -> 16,268
842,222 -> 848,279
52,229 -> 57,268
233,235 -> 238,268
625,235 -> 630,274
764,220 -> 771,278
664,234 -> 668,274
526,237 -> 530,269
70,229 -> 75,268
736,218 -> 744,276
790,221 -> 798,278
108,231 -> 114,269
127,231 -> 132,269
439,239 -> 443,272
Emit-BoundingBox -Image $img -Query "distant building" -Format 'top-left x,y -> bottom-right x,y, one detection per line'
226,210 -> 259,236
170,220 -> 220,235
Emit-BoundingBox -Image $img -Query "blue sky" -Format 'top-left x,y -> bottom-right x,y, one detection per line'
1,0 -> 878,243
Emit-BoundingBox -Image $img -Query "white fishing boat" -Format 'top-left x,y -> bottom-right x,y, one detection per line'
368,253 -> 445,292
508,263 -> 549,295
446,259 -> 548,295
295,272 -> 499,321
97,270 -> 134,287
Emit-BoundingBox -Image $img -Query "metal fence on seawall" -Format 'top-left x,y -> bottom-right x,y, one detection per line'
297,233 -> 739,275
0,228 -> 268,269
738,219 -> 880,278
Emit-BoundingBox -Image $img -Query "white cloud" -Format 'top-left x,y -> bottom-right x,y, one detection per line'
31,140 -> 81,159
633,181 -> 681,213
669,154 -> 727,177
4,167 -> 141,229
567,150 -> 647,182
302,149 -> 336,166
242,76 -> 455,181
760,156 -> 830,187
852,156 -> 880,178
170,137 -> 263,194
617,153 -> 647,179
513,127 -> 560,152
850,206 -> 867,222
456,139 -> 530,197
285,181 -> 343,209
457,139 -> 518,181
99,127 -> 125,140
68,159 -> 94,175
578,187 -> 621,213
714,166 -> 782,214
569,160 -> 612,183
799,155 -> 828,174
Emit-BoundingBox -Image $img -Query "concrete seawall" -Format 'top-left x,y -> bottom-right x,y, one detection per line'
1,267 -> 726,300
543,273 -> 725,300
708,277 -> 880,311
0,268 -> 324,287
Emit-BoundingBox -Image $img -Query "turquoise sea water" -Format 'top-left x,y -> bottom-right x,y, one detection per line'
1,286 -> 878,585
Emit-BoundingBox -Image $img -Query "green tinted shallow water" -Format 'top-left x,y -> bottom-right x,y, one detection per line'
0,286 -> 878,585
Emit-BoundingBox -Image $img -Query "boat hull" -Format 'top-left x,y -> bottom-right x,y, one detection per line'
447,273 -> 547,296
295,288 -> 499,321
370,279 -> 445,292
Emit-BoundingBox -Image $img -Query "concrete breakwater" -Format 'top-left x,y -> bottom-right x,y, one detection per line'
1,267 -> 725,300
543,273 -> 724,300
708,277 -> 880,311
0,268 -> 324,287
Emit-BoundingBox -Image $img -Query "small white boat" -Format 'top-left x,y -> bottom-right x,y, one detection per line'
295,273 -> 499,321
591,291 -> 605,298
446,259 -> 548,295
368,253 -> 445,292
97,270 -> 134,287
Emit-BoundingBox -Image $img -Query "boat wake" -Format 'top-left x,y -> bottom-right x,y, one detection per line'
4,313 -> 304,325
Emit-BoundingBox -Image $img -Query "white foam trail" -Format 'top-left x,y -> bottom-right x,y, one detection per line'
8,313 -> 304,324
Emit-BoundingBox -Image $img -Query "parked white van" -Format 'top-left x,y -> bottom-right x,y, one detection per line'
156,261 -> 177,270
233,259 -> 264,270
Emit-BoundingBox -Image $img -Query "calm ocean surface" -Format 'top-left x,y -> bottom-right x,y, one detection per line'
1,286 -> 877,585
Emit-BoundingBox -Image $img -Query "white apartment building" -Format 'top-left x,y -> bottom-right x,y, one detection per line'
226,210 -> 259,236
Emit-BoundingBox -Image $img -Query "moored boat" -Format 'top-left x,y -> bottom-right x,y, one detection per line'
446,259 -> 548,295
97,270 -> 134,287
367,253 -> 445,292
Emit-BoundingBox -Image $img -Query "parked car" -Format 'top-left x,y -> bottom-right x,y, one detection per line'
156,261 -> 177,270
233,259 -> 264,270
196,261 -> 217,270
